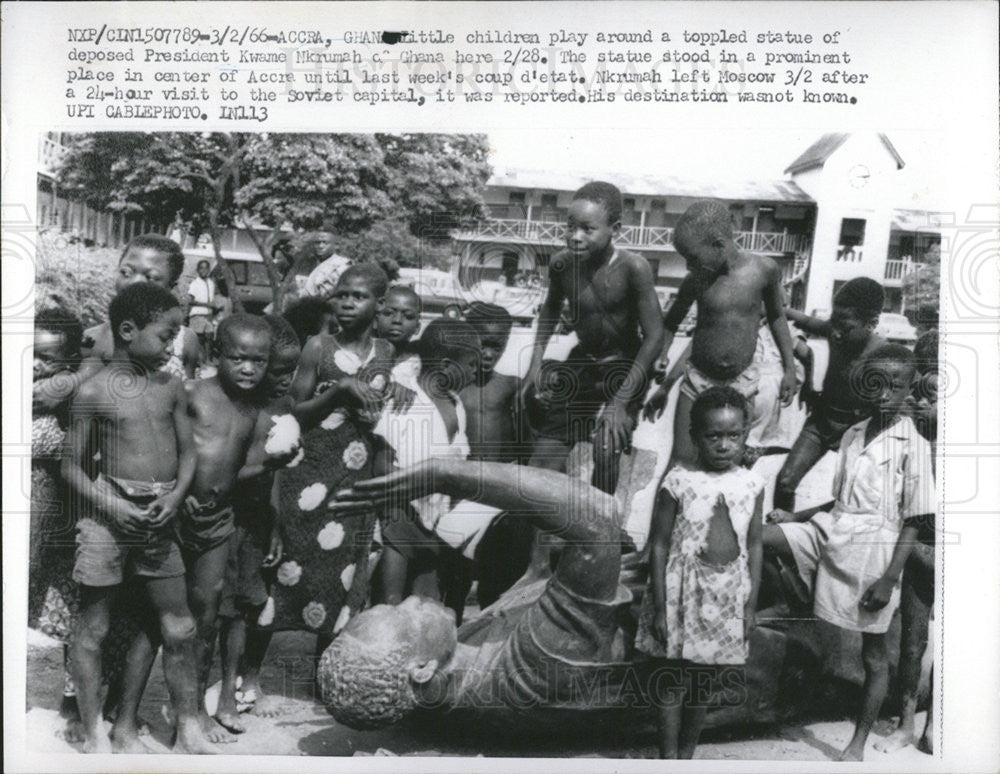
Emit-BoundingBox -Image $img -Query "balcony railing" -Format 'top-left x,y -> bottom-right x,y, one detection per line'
884,257 -> 918,283
455,218 -> 810,254
836,245 -> 864,262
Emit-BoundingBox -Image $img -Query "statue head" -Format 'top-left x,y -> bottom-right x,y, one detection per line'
318,596 -> 457,729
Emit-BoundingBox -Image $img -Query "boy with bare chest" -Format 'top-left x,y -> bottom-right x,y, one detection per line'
180,313 -> 274,741
645,200 -> 797,467
522,181 -> 664,494
63,284 -> 213,754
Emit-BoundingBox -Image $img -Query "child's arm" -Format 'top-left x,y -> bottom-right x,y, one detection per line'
290,336 -> 379,430
794,338 -> 817,409
744,491 -> 765,638
860,524 -> 920,612
642,341 -> 692,422
784,307 -> 830,337
181,327 -> 200,379
61,385 -> 147,534
597,256 -> 665,453
767,499 -> 835,524
656,274 -> 698,376
519,273 -> 565,407
148,377 -> 197,527
762,263 -> 798,406
262,474 -> 283,568
648,486 -> 679,643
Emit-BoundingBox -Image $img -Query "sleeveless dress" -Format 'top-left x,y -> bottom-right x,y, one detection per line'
635,465 -> 764,665
269,336 -> 394,639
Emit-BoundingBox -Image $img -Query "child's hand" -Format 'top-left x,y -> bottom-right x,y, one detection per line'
386,382 -> 417,414
743,604 -> 757,640
262,531 -> 283,568
264,443 -> 302,470
766,508 -> 796,524
860,577 -> 895,612
337,376 -> 382,417
779,368 -> 797,407
642,385 -> 669,422
653,610 -> 669,644
595,403 -> 633,457
110,499 -> 152,536
145,493 -> 181,529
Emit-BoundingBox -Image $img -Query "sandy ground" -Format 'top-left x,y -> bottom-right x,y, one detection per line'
24,622 -> 931,760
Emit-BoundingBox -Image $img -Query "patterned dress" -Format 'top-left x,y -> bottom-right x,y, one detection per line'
635,466 -> 764,665
270,336 -> 393,639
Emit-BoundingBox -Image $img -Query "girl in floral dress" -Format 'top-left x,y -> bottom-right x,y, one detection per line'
271,264 -> 393,654
636,386 -> 765,759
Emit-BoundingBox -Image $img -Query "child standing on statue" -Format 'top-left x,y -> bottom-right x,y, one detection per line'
635,386 -> 764,759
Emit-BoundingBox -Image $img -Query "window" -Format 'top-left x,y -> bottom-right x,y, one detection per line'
540,193 -> 559,221
507,191 -> 527,219
839,218 -> 867,247
247,262 -> 270,286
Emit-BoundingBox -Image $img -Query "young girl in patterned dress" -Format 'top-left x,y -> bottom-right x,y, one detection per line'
272,264 -> 394,658
636,386 -> 765,759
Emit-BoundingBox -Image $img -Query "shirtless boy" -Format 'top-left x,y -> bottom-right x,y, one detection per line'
644,200 -> 797,468
178,313 -> 275,741
460,303 -> 521,463
521,181 -> 664,494
773,277 -> 886,510
216,315 -> 302,731
80,235 -> 200,382
62,283 -> 213,754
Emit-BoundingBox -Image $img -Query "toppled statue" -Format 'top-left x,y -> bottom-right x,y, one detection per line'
318,458 -> 826,738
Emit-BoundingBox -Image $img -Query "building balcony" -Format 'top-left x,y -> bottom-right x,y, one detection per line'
455,217 -> 811,255
884,257 -> 919,286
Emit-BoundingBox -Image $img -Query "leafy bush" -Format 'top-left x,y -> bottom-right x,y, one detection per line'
34,230 -> 119,326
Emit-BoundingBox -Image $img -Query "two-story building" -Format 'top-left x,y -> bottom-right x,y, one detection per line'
452,132 -> 943,316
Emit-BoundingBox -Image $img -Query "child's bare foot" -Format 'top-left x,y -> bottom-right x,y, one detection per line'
110,726 -> 150,754
199,711 -> 237,744
213,709 -> 246,734
874,726 -> 915,753
836,741 -> 866,761
173,718 -> 219,755
251,692 -> 284,718
56,719 -> 86,744
80,727 -> 112,754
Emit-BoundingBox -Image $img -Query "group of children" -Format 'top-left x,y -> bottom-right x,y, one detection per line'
29,181 -> 938,761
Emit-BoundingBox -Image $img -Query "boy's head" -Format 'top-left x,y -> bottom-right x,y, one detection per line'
465,302 -> 512,376
215,314 -> 272,394
418,318 -> 481,392
830,278 -> 884,350
34,306 -> 84,380
116,234 -> 185,292
376,285 -> 422,346
283,296 -> 334,347
674,200 -> 735,275
263,314 -> 302,398
689,386 -> 750,471
567,181 -> 622,261
108,283 -> 183,371
852,343 -> 916,418
332,263 -> 389,332
196,259 -> 212,279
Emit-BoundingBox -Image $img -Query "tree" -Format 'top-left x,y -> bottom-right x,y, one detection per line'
57,132 -> 491,309
902,242 -> 941,328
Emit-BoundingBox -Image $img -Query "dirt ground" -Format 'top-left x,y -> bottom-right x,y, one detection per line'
25,619 -> 932,761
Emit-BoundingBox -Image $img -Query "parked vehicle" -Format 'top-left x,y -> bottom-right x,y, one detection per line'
875,312 -> 918,344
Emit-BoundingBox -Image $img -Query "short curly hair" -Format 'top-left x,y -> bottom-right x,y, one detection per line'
263,314 -> 300,354
120,234 -> 185,286
675,200 -> 735,248
572,181 -> 622,225
35,305 -> 84,363
336,263 -> 389,299
108,283 -> 180,346
317,633 -> 418,730
689,385 -> 750,436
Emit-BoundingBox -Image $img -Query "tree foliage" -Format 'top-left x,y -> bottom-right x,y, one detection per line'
902,242 -> 941,327
56,132 -> 490,307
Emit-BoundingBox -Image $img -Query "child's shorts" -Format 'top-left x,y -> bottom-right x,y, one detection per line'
780,509 -> 902,633
178,497 -> 235,554
528,349 -> 644,446
73,474 -> 184,587
797,404 -> 868,454
679,360 -> 760,403
74,518 -> 185,587
219,508 -> 272,618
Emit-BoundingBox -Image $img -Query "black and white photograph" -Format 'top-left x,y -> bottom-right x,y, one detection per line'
24,128 -> 945,760
3,2 -> 998,772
